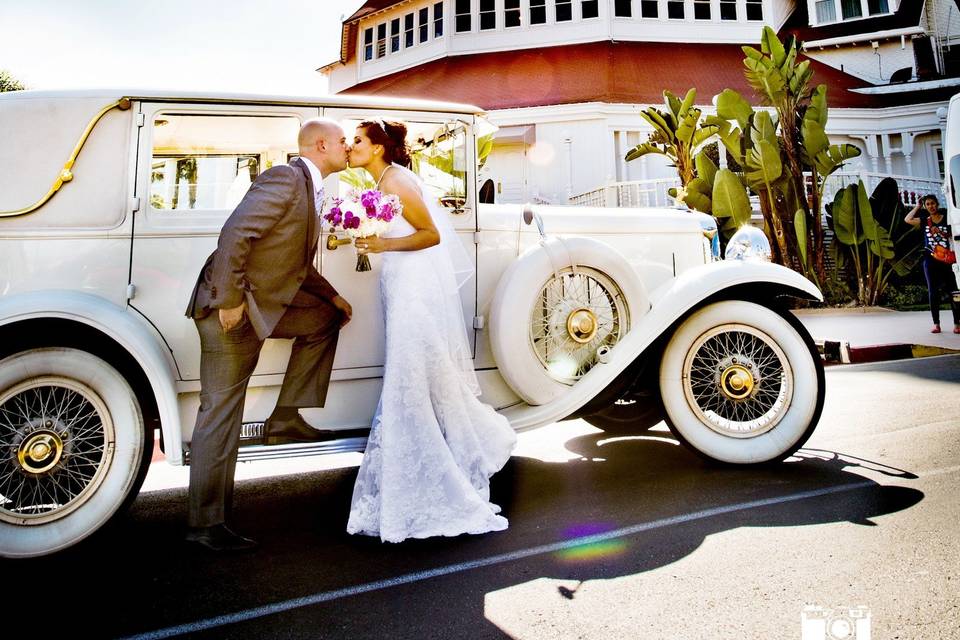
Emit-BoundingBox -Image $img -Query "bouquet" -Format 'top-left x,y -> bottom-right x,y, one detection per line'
322,188 -> 402,271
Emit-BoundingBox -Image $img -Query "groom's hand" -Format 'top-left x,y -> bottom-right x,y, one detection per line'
219,302 -> 246,331
332,295 -> 352,327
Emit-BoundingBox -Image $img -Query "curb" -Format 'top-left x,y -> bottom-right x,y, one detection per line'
816,340 -> 960,364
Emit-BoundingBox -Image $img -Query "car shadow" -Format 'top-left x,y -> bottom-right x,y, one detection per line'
6,429 -> 925,639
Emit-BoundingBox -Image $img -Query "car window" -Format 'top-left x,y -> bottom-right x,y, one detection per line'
338,118 -> 469,212
149,113 -> 300,211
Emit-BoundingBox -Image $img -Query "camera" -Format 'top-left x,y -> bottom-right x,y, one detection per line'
801,605 -> 871,640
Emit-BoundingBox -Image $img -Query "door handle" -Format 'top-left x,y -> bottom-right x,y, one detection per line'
326,235 -> 353,250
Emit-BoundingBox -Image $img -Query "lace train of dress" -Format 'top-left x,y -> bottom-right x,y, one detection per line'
346,214 -> 517,543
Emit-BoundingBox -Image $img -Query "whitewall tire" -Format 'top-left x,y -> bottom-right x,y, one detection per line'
659,301 -> 824,464
489,237 -> 648,405
0,348 -> 147,558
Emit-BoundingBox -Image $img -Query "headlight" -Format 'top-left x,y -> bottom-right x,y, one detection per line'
725,225 -> 772,262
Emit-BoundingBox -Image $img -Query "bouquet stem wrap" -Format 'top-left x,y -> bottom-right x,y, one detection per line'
322,188 -> 402,273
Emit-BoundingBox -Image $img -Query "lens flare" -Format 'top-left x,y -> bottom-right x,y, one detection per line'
555,522 -> 628,562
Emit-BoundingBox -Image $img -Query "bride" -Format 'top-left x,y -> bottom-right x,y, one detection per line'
344,119 -> 517,542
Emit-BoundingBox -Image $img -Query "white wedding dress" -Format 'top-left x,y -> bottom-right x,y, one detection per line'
346,166 -> 517,543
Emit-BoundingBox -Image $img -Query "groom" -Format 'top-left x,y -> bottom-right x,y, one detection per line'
184,118 -> 353,552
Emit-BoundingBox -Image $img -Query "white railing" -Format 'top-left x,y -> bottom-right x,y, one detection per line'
571,172 -> 945,210
569,178 -> 682,208
820,171 -> 945,207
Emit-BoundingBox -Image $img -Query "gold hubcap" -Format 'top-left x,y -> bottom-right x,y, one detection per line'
17,430 -> 64,475
719,365 -> 755,400
566,308 -> 598,344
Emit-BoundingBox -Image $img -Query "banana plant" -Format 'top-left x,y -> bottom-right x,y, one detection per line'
828,181 -> 898,306
826,177 -> 921,305
625,88 -> 719,190
703,27 -> 861,285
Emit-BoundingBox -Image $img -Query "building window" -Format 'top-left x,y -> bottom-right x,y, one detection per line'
582,0 -> 599,19
456,0 -> 471,32
404,13 -> 414,48
694,0 -> 711,19
376,23 -> 386,57
615,0 -> 632,17
720,0 -> 736,19
390,18 -> 400,52
868,0 -> 889,14
530,0 -> 547,23
556,0 -> 573,21
363,27 -> 374,61
746,0 -> 763,20
434,2 -> 444,36
480,0 -> 496,30
815,0 -> 836,22
505,0 -> 521,27
840,0 -> 861,18
668,0 -> 684,19
641,0 -> 658,17
419,7 -> 429,42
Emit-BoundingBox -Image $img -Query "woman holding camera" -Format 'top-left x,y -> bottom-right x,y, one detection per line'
905,194 -> 959,334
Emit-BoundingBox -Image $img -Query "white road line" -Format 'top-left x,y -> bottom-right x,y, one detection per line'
119,480 -> 877,640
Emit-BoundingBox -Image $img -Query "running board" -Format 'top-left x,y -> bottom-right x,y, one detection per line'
236,437 -> 368,462
182,422 -> 369,465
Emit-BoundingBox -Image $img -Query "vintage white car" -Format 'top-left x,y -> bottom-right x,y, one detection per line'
0,89 -> 825,558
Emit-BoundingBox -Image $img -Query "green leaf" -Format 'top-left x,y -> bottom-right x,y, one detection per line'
745,57 -> 786,102
695,151 -> 718,188
868,225 -> 895,259
751,110 -> 778,147
790,60 -> 813,95
801,116 -> 829,162
761,26 -> 786,67
715,89 -> 754,129
692,125 -> 720,149
684,177 -> 713,213
795,208 -> 808,264
832,185 -> 864,246
640,107 -> 675,143
815,144 -> 861,177
746,139 -> 783,186
676,107 -> 701,145
712,169 -> 752,227
678,88 -> 697,118
625,142 -> 666,162
665,90 -> 682,118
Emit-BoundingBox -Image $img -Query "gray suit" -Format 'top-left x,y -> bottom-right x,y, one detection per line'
185,158 -> 341,528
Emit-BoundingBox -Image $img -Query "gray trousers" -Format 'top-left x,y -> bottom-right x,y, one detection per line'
188,297 -> 340,528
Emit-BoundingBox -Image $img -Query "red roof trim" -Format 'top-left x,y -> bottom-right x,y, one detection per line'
339,41 -> 886,109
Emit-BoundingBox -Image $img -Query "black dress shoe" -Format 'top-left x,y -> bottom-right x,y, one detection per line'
185,524 -> 257,553
263,414 -> 328,445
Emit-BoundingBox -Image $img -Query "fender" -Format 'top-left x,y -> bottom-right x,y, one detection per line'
499,260 -> 821,431
0,291 -> 183,464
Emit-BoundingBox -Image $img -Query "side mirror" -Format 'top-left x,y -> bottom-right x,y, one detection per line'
522,203 -> 546,239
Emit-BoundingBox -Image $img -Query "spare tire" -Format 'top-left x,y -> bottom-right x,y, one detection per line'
489,237 -> 648,405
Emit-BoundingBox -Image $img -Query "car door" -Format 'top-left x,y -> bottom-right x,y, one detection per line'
129,102 -> 319,383
319,109 -> 480,376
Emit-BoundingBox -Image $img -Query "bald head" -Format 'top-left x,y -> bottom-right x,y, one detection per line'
298,117 -> 340,152
298,117 -> 348,177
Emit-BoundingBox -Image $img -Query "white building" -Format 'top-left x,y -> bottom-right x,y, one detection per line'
321,0 -> 960,206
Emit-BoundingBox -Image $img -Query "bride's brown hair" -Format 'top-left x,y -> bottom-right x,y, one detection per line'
360,119 -> 411,168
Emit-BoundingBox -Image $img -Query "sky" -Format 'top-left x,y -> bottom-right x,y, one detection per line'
0,0 -> 366,94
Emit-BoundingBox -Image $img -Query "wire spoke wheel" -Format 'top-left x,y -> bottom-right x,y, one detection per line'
0,377 -> 114,525
530,267 -> 629,384
682,324 -> 792,438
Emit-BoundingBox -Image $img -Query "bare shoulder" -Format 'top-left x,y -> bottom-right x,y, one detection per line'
379,169 -> 422,202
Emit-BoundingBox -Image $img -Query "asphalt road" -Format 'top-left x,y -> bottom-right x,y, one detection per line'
7,355 -> 960,640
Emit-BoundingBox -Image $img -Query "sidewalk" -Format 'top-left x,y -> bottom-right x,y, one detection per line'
792,307 -> 960,364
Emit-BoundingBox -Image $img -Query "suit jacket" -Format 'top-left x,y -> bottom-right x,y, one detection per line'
185,158 -> 339,340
